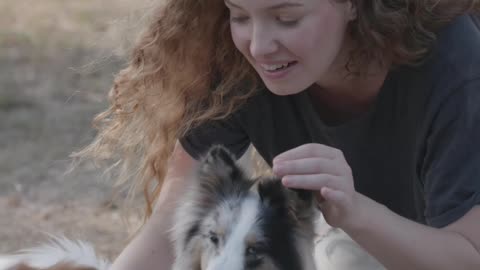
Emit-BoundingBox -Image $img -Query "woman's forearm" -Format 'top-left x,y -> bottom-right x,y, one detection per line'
344,193 -> 480,270
109,205 -> 175,270
109,142 -> 197,270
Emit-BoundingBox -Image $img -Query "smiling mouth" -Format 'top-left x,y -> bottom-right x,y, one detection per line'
260,61 -> 298,72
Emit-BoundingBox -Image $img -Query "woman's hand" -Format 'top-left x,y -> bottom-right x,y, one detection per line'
273,143 -> 362,229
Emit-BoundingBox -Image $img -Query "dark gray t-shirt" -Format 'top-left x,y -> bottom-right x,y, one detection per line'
180,15 -> 480,228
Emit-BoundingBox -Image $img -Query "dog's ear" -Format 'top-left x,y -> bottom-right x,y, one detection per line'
285,188 -> 316,222
257,178 -> 288,211
196,145 -> 251,200
198,145 -> 239,179
257,180 -> 316,227
198,145 -> 243,183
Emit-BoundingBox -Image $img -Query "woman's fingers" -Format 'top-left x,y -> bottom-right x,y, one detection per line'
273,143 -> 344,162
273,157 -> 345,177
282,174 -> 344,191
320,187 -> 348,207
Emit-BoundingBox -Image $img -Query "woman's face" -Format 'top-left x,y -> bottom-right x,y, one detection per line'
226,0 -> 356,95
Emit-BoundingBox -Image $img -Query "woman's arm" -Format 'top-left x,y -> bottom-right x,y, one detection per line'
274,143 -> 480,270
109,141 -> 198,270
346,193 -> 480,270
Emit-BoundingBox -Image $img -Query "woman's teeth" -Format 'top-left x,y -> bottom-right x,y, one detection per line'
261,62 -> 293,71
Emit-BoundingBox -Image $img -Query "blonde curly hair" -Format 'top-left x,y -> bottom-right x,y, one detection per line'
73,0 -> 480,223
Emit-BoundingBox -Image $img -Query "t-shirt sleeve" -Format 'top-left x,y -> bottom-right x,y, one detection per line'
179,114 -> 250,160
421,78 -> 480,228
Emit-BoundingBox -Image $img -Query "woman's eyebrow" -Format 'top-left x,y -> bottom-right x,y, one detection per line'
224,0 -> 304,10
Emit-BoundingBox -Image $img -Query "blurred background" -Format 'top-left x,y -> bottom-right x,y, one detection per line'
0,0 -> 151,259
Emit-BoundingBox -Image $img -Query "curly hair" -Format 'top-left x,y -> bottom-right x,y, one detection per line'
73,0 -> 480,223
347,0 -> 480,69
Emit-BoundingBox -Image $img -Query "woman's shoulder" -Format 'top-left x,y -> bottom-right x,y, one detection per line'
392,15 -> 480,107
432,14 -> 480,80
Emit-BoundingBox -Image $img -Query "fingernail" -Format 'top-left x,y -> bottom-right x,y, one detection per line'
282,177 -> 293,187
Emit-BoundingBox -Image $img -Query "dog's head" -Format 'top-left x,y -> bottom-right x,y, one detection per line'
171,145 -> 317,270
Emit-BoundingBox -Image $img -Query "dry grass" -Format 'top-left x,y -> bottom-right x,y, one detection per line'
0,0 -> 154,259
0,0 -> 149,49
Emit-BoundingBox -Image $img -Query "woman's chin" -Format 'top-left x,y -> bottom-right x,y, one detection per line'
262,81 -> 310,96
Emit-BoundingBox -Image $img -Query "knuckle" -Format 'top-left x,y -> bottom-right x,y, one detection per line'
324,175 -> 334,187
286,162 -> 299,173
332,164 -> 343,175
344,164 -> 353,175
332,148 -> 343,158
307,144 -> 318,155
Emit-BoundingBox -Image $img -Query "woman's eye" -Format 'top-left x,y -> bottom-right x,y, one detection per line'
277,17 -> 299,27
230,16 -> 249,24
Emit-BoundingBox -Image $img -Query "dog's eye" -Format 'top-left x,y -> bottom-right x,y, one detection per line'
209,233 -> 219,245
246,245 -> 265,260
245,246 -> 264,268
246,247 -> 257,255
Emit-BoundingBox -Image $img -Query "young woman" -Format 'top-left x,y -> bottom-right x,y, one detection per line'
77,0 -> 480,269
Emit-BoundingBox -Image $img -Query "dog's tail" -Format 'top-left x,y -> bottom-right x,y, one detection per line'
0,235 -> 110,270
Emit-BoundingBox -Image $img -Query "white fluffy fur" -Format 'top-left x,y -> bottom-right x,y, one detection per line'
0,235 -> 110,270
313,215 -> 386,270
206,197 -> 260,270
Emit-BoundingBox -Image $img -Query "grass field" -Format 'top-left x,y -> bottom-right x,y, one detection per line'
0,0 -> 153,259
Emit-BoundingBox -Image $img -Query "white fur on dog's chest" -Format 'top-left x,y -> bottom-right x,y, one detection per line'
313,215 -> 386,270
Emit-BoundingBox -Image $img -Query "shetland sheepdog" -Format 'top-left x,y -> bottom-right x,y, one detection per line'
170,145 -> 318,270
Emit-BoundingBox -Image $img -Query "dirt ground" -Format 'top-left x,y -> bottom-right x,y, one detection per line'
0,0 -> 153,260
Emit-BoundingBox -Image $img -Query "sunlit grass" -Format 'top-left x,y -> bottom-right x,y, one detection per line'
0,0 -> 151,51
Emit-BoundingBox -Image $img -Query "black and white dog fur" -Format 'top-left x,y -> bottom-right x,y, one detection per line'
170,145 -> 318,270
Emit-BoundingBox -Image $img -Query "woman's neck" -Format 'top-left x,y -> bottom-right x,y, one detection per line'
309,60 -> 390,125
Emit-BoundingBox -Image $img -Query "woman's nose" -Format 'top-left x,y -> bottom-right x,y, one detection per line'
249,25 -> 279,59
